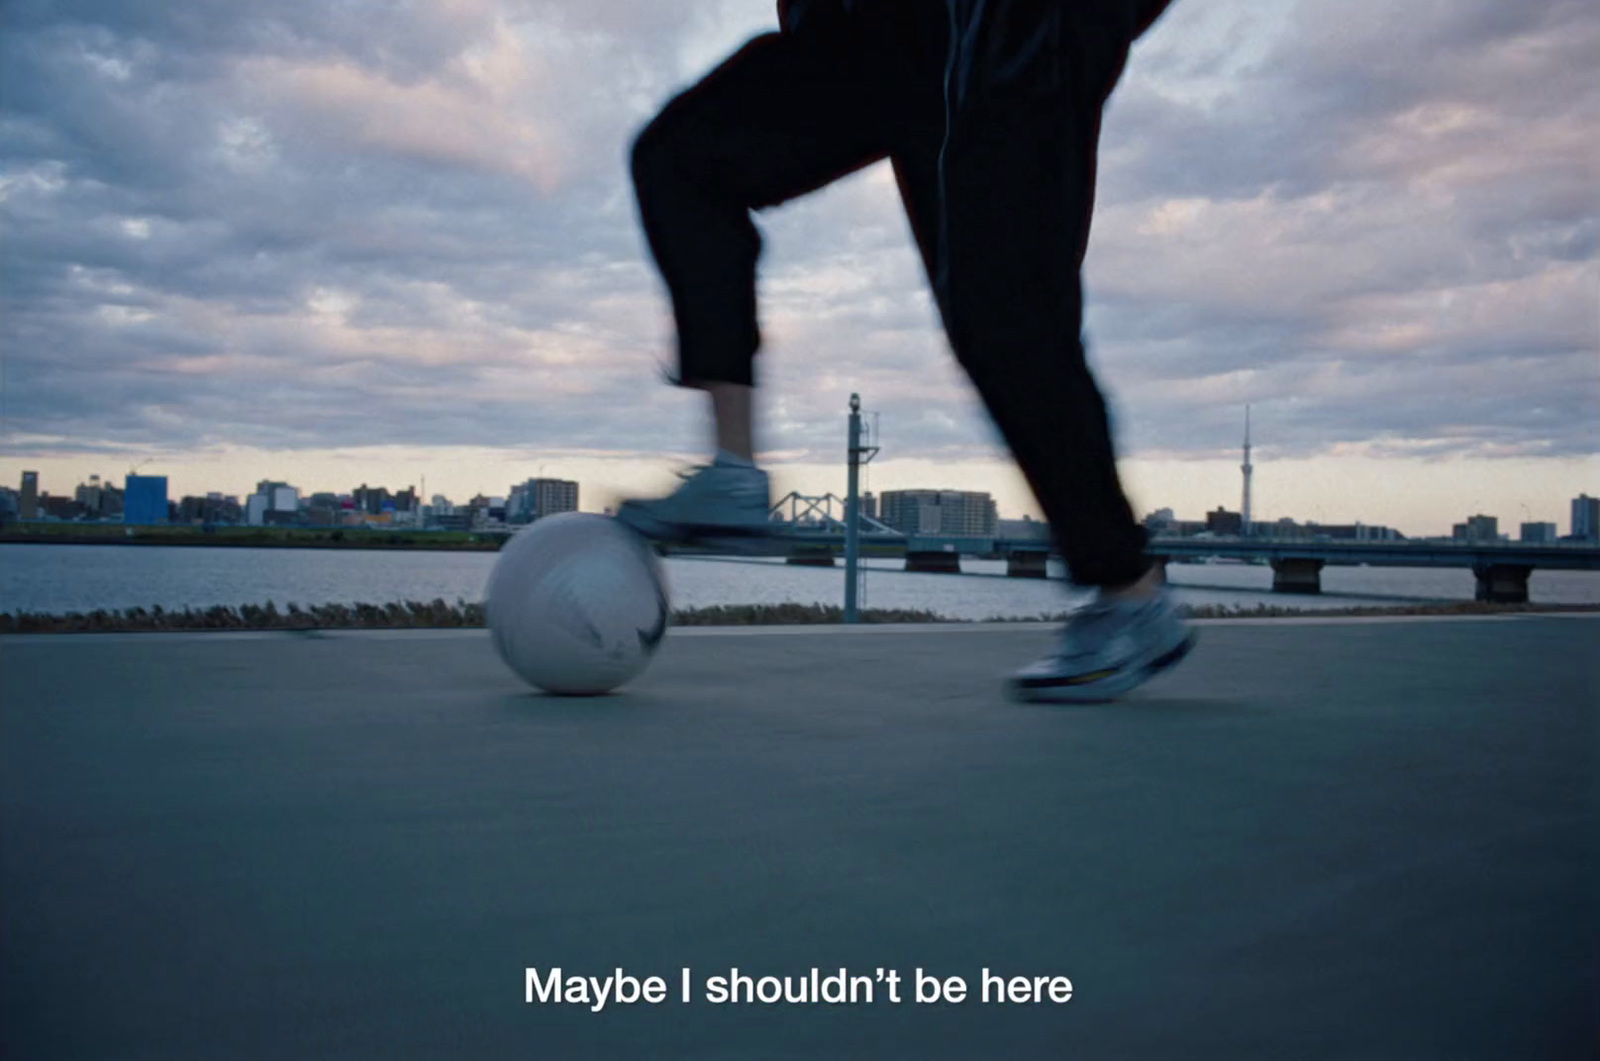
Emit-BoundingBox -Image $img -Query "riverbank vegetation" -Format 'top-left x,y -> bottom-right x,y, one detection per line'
1,599 -> 1595,634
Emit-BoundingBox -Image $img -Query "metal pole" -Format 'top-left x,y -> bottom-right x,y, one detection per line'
844,393 -> 862,623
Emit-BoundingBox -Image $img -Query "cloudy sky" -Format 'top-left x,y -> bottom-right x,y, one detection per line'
2,0 -> 1596,535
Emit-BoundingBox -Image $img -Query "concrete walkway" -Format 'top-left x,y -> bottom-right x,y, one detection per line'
3,615 -> 1597,1060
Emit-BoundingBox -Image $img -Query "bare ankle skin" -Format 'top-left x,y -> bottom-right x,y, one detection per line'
1100,565 -> 1163,602
702,382 -> 755,461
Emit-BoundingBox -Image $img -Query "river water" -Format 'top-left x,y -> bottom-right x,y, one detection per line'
3,544 -> 1597,620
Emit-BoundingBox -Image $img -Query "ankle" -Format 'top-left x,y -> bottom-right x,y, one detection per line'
706,383 -> 755,460
1099,566 -> 1163,603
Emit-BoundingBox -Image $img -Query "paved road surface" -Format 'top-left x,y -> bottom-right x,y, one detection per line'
3,615 -> 1597,1059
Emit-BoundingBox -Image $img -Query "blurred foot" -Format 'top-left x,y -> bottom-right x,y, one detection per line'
1007,585 -> 1195,703
616,459 -> 772,545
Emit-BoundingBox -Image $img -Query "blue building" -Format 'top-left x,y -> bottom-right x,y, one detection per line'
1574,494 -> 1599,541
1520,522 -> 1558,543
124,475 -> 169,525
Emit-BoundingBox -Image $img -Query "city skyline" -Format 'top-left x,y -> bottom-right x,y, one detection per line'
8,464 -> 1597,542
2,1 -> 1596,537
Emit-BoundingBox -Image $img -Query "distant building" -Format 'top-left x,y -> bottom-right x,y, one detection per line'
245,480 -> 299,525
465,494 -> 507,528
353,484 -> 392,516
508,478 -> 580,524
42,495 -> 86,521
75,476 -> 106,519
1452,514 -> 1498,543
997,516 -> 1051,541
100,485 -> 124,519
1143,508 -> 1176,532
880,490 -> 997,537
1205,507 -> 1243,536
1306,523 -> 1404,542
123,475 -> 169,525
422,494 -> 456,529
178,493 -> 242,525
862,492 -> 878,521
20,471 -> 38,520
1520,522 -> 1558,543
1144,508 -> 1222,538
1270,517 -> 1304,538
304,493 -> 344,526
1143,509 -> 1207,537
1573,494 -> 1599,541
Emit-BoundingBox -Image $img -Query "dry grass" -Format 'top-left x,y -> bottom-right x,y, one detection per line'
2,597 -> 1596,635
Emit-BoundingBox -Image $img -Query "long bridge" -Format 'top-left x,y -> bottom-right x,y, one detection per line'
759,495 -> 1600,602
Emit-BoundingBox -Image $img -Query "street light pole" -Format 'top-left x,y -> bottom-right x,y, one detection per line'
844,394 -> 863,623
843,393 -> 880,623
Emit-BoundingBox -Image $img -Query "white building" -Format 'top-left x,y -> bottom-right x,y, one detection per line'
508,478 -> 580,524
245,480 -> 299,525
880,490 -> 997,537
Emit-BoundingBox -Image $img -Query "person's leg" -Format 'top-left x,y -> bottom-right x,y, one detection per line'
893,150 -> 1159,598
633,14 -> 935,392
929,3 -> 1191,697
881,5 -> 1157,596
936,10 -> 1147,591
623,8 -> 944,541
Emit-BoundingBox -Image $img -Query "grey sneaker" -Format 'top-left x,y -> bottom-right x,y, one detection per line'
615,461 -> 772,544
1007,586 -> 1195,703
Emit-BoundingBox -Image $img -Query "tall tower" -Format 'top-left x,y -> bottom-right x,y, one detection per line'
1241,405 -> 1254,537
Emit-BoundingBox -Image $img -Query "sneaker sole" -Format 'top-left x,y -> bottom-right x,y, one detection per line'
1008,630 -> 1198,704
615,507 -> 770,542
685,531 -> 784,557
616,512 -> 778,556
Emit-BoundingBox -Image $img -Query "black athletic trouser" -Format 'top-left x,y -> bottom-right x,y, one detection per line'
631,1 -> 1151,587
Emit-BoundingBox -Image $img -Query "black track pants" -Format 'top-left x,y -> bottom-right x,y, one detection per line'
631,2 -> 1152,588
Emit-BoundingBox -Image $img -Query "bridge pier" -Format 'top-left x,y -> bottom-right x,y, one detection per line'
906,550 -> 961,574
1271,557 -> 1325,594
1473,563 -> 1532,603
785,545 -> 836,567
1005,551 -> 1048,578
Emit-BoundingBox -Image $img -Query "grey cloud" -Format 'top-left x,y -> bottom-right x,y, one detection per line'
1,0 -> 1595,473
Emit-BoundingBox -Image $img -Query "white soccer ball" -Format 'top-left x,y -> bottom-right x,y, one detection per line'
485,513 -> 670,695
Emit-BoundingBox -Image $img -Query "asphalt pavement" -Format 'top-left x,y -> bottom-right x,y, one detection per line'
2,614 -> 1597,1059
